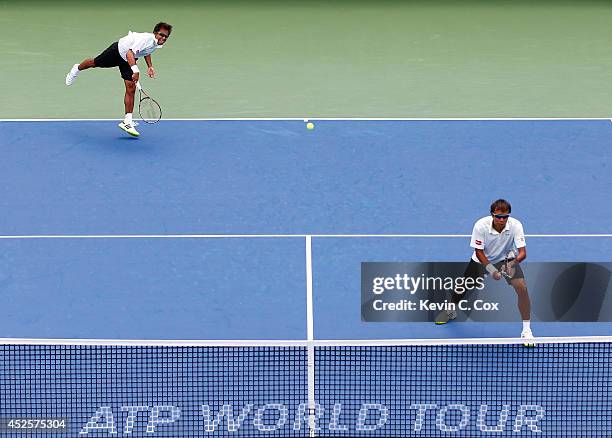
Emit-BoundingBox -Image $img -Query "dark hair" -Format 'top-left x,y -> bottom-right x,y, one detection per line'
490,199 -> 511,214
154,22 -> 173,35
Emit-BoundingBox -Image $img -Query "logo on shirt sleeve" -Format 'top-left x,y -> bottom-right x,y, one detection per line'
475,240 -> 483,245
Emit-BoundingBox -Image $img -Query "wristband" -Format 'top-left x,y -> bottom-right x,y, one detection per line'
131,65 -> 140,73
485,264 -> 499,275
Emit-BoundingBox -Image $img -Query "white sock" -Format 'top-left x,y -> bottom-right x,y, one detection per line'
124,113 -> 133,124
522,320 -> 531,331
71,64 -> 80,75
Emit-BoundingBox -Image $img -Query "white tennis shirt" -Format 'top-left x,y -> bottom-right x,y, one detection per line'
470,216 -> 526,263
118,31 -> 162,61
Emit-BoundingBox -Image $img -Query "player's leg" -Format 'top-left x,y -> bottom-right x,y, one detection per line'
510,275 -> 535,346
510,278 -> 531,321
77,58 -> 96,70
118,78 -> 139,137
435,259 -> 484,324
124,79 -> 136,115
66,42 -> 118,86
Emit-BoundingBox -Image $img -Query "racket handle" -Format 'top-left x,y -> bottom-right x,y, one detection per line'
136,81 -> 142,91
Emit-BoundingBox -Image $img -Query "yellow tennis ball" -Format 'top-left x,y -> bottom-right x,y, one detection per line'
306,122 -> 314,130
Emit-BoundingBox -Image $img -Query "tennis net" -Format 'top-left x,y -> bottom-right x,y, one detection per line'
0,337 -> 610,437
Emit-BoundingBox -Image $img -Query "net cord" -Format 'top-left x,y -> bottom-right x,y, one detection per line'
1,336 -> 610,347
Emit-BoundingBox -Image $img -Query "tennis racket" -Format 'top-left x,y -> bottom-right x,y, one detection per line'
136,82 -> 162,124
500,257 -> 516,280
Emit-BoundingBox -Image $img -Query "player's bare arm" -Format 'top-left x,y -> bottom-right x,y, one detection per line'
513,247 -> 526,264
126,50 -> 139,82
144,55 -> 155,78
503,247 -> 526,274
475,248 -> 502,280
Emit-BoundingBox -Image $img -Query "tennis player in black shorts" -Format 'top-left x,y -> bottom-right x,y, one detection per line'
435,199 -> 535,346
65,22 -> 172,137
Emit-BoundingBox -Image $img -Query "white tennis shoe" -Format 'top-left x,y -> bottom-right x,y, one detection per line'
521,328 -> 536,348
65,64 -> 80,86
118,122 -> 140,137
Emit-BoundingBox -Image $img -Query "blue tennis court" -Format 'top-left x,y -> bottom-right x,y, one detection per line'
1,119 -> 611,436
1,119 -> 611,339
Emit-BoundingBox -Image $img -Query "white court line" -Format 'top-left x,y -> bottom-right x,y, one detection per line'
304,236 -> 317,437
305,236 -> 314,341
0,234 -> 610,239
1,336 -> 610,346
1,117 -> 611,122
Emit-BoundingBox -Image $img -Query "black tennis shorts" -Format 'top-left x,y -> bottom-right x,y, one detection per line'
93,42 -> 137,81
464,258 -> 525,285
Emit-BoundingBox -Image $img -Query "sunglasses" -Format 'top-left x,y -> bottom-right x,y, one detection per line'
493,214 -> 510,219
157,32 -> 169,39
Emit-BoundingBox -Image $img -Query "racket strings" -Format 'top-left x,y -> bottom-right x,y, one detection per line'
139,96 -> 162,124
